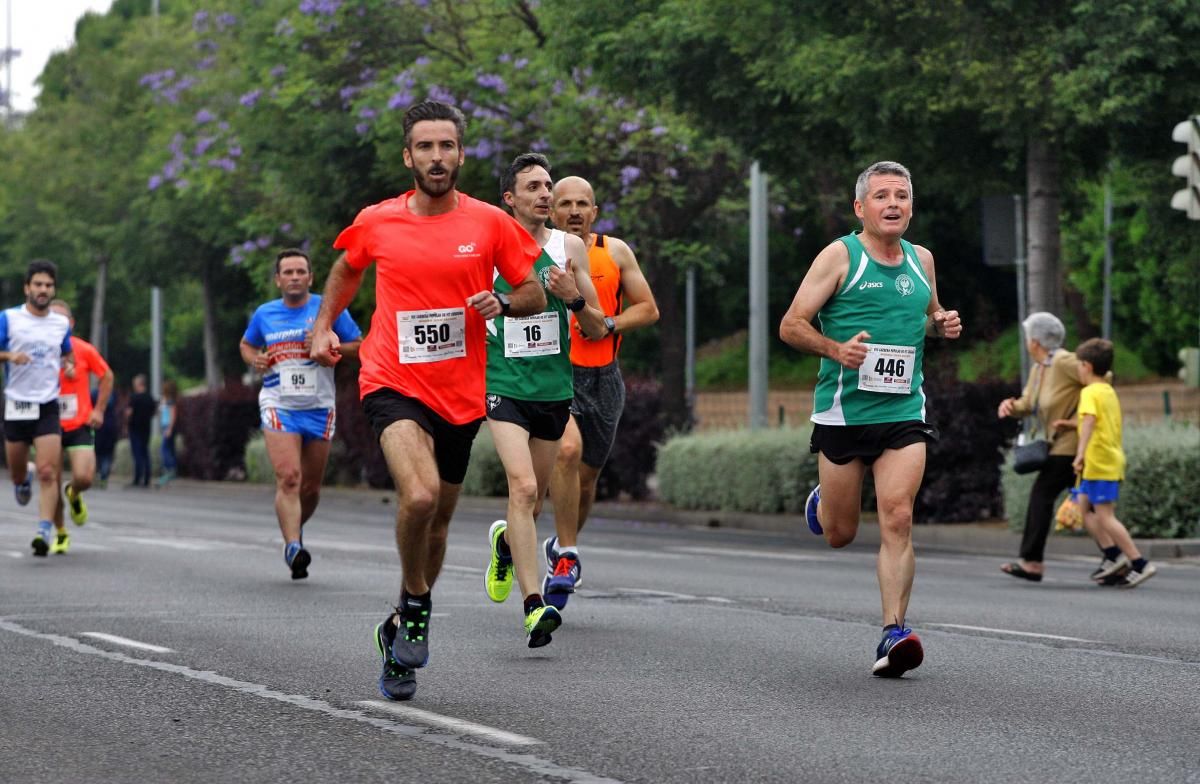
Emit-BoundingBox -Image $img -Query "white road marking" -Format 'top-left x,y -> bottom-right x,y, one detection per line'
300,538 -> 391,554
441,564 -> 480,575
113,537 -> 215,551
358,701 -> 541,747
80,632 -> 174,653
928,623 -> 1102,643
625,588 -> 699,600
0,619 -> 623,784
672,545 -> 830,562
4,551 -> 22,558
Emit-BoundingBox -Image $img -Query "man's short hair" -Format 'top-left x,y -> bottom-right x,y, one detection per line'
274,248 -> 311,275
25,259 -> 58,284
1076,338 -> 1115,377
854,161 -> 914,203
500,152 -> 551,202
402,100 -> 466,148
50,299 -> 72,317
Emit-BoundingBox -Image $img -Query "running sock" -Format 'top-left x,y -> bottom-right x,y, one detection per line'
401,589 -> 431,608
496,532 -> 512,558
882,623 -> 900,634
1102,546 -> 1121,561
558,545 -> 579,557
1131,557 -> 1148,572
523,594 -> 544,615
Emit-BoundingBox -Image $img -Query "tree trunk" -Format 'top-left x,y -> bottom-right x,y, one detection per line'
201,261 -> 221,390
651,262 -> 688,431
90,254 -> 108,349
1025,136 -> 1064,316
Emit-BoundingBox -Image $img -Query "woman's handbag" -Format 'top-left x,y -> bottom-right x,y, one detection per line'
1013,437 -> 1050,474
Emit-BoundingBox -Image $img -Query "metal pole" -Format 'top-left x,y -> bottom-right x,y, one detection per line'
151,286 -> 162,406
1102,180 -> 1113,340
6,0 -> 12,119
748,161 -> 769,430
685,265 -> 695,408
1014,193 -> 1029,384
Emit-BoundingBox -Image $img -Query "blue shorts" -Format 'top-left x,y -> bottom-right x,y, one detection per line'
261,407 -> 335,442
1078,479 -> 1120,505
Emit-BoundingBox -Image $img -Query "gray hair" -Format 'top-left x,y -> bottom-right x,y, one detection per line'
854,161 -> 913,203
1021,312 -> 1065,351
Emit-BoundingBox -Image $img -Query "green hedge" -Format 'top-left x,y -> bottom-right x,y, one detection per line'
657,427 -> 818,514
1001,421 -> 1200,539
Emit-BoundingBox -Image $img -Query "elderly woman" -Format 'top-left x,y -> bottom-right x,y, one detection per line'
995,313 -> 1086,581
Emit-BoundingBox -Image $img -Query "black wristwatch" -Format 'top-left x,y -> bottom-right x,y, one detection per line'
567,296 -> 586,313
604,316 -> 617,335
492,291 -> 511,315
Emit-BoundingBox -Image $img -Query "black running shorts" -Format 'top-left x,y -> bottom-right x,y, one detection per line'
362,389 -> 482,485
809,420 -> 939,466
4,401 -> 61,444
62,426 -> 95,450
485,395 -> 571,442
569,362 -> 625,469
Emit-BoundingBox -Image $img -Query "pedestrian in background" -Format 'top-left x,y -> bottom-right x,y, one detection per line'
157,379 -> 178,486
125,374 -> 156,488
92,387 -> 118,487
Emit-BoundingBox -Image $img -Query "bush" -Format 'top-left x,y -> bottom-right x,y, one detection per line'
333,361 -> 391,488
595,376 -> 665,501
175,384 -> 260,480
1001,421 -> 1200,539
461,425 -> 507,497
658,427 -> 818,514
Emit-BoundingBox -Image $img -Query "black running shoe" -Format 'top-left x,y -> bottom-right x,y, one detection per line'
285,542 -> 311,580
392,595 -> 431,668
374,618 -> 416,701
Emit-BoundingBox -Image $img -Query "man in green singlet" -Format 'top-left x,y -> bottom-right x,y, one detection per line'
779,160 -> 962,679
482,153 -> 606,648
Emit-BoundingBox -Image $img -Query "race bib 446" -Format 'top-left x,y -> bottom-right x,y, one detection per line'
857,343 -> 916,394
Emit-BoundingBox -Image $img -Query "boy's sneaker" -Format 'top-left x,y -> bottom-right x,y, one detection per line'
14,471 -> 32,507
872,625 -> 924,678
485,520 -> 514,603
392,595 -> 432,668
542,535 -> 559,573
31,521 -> 52,557
284,542 -> 310,580
1118,562 -> 1157,589
524,605 -> 562,649
805,485 -> 823,535
544,553 -> 581,610
1091,554 -> 1130,583
49,530 -> 71,555
64,484 -> 88,526
373,619 -> 416,701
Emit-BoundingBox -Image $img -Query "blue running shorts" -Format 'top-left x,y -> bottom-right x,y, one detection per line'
1078,479 -> 1120,505
261,406 -> 335,442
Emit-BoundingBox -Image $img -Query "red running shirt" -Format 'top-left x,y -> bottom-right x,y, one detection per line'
58,337 -> 110,432
334,191 -> 538,424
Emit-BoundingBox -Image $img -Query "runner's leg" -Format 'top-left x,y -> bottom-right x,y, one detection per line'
378,419 -> 442,596
68,447 -> 96,493
575,461 -> 602,534
263,429 -> 304,545
871,442 -> 925,626
6,440 -> 30,485
298,437 -> 332,526
489,418 -> 542,597
815,452 -> 867,548
549,416 -> 583,548
425,480 -> 462,589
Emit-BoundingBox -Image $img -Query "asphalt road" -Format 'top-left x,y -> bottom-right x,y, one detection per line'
2,480 -> 1197,784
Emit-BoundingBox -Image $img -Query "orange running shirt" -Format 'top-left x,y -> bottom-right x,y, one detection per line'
334,191 -> 539,424
569,234 -> 623,367
58,336 -> 110,432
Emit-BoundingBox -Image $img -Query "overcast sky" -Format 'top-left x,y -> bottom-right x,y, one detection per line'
3,0 -> 114,112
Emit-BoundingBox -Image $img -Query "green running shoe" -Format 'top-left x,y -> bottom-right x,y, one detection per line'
524,605 -> 562,649
50,530 -> 70,555
485,520 -> 514,603
65,484 -> 88,526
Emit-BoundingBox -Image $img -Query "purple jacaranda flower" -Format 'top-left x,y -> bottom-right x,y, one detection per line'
280,223 -> 293,233
476,73 -> 507,94
614,97 -> 626,110
530,139 -> 549,152
163,161 -> 182,178
195,109 -> 217,125
387,91 -> 412,110
256,236 -> 271,249
393,71 -> 415,88
584,87 -> 600,99
339,85 -> 358,103
216,13 -> 237,30
359,67 -> 376,83
665,166 -> 679,179
413,0 -> 429,7
196,56 -> 216,71
460,98 -> 476,111
138,69 -> 175,89
651,125 -> 668,136
793,227 -> 804,238
299,0 -> 342,15
772,203 -> 786,216
619,121 -> 640,134
498,53 -> 511,63
168,133 -> 185,153
514,58 -> 528,70
239,89 -> 262,108
676,142 -> 689,153
208,158 -> 237,172
275,19 -> 294,36
148,174 -> 163,191
619,166 -> 641,188
593,218 -> 617,235
359,107 -> 377,119
193,10 -> 209,32
355,122 -> 370,136
194,136 -> 216,155
465,138 -> 496,159
175,178 -> 190,190
270,64 -> 287,79
228,145 -> 242,158
552,80 -> 564,96
242,240 -> 257,251
230,247 -> 245,265
414,56 -> 431,67
196,39 -> 219,53
472,106 -> 500,121
300,239 -> 311,252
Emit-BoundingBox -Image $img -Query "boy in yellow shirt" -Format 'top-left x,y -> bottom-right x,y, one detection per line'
1072,338 -> 1155,587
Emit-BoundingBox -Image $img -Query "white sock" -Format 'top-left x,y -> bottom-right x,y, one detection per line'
558,545 -> 579,557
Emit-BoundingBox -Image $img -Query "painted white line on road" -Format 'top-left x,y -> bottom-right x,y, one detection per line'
4,551 -> 22,558
625,588 -> 699,600
113,537 -> 215,551
703,596 -> 735,604
301,538 -> 391,554
358,701 -> 541,747
441,564 -> 480,575
672,545 -> 830,562
81,632 -> 174,654
928,623 -> 1102,643
0,618 -> 623,784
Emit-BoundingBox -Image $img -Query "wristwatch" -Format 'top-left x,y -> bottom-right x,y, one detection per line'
492,291 -> 511,315
604,316 -> 617,335
567,296 -> 586,313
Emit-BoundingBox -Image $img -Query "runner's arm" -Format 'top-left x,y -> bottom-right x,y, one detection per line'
311,254 -> 364,366
559,233 -> 606,339
917,246 -> 961,339
779,241 -> 869,369
336,339 -> 362,362
239,338 -> 269,372
468,269 -> 546,319
87,368 -> 115,429
606,237 -> 658,334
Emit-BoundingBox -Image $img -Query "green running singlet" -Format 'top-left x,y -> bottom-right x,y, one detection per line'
811,233 -> 932,426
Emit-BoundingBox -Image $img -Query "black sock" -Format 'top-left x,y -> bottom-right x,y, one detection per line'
1102,546 -> 1121,561
1132,558 -> 1148,572
883,623 -> 900,633
524,594 -> 544,615
400,590 -> 431,610
496,533 -> 511,558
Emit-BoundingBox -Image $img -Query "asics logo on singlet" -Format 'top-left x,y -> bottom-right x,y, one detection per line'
858,281 -> 884,290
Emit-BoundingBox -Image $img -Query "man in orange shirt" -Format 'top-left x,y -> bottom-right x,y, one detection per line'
50,299 -> 114,551
311,100 -> 544,701
541,177 -> 659,608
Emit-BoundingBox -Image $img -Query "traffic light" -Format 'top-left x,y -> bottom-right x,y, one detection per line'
1180,347 -> 1200,388
1171,116 -> 1200,219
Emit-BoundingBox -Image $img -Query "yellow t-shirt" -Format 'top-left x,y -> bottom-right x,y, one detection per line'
1078,382 -> 1125,481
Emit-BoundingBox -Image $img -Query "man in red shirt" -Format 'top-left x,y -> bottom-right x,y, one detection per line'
311,100 -> 544,702
50,300 -> 114,551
